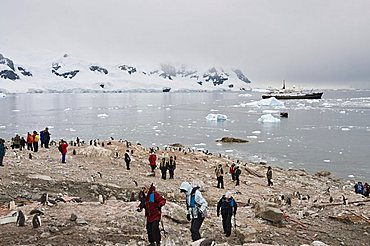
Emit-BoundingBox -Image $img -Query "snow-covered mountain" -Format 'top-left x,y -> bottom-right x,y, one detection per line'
0,53 -> 251,93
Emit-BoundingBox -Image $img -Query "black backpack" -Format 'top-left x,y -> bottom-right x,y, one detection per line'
58,145 -> 63,153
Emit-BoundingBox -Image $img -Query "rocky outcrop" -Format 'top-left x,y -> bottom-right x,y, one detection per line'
17,66 -> 32,76
0,70 -> 19,80
89,65 -> 108,74
118,64 -> 137,74
52,69 -> 79,79
216,137 -> 248,143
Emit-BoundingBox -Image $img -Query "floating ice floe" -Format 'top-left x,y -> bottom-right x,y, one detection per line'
205,113 -> 228,121
0,125 -> 6,129
348,174 -> 355,178
64,108 -> 71,112
323,159 -> 331,163
339,111 -> 346,114
252,130 -> 261,134
137,109 -> 143,112
262,110 -> 279,114
247,97 -> 285,107
210,109 -> 219,112
341,128 -> 350,131
97,113 -> 109,118
0,93 -> 6,98
247,136 -> 258,139
257,114 -> 281,123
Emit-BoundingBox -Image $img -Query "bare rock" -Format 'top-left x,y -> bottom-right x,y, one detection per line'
315,171 -> 331,177
216,137 -> 248,143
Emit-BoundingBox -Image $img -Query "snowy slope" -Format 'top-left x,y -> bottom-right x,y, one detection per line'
0,52 -> 252,93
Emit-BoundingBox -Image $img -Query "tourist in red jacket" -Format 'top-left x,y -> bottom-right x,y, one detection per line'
138,184 -> 166,246
148,151 -> 157,172
59,140 -> 69,163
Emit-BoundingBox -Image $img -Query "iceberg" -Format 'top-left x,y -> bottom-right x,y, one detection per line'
247,97 -> 285,107
257,114 -> 281,123
0,93 -> 6,98
205,113 -> 228,121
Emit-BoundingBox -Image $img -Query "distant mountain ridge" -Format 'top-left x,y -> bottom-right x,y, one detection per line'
0,53 -> 252,93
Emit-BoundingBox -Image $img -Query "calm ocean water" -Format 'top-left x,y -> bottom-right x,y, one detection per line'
1,90 -> 369,181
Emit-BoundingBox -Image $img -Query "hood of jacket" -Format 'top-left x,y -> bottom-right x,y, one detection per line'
179,181 -> 192,195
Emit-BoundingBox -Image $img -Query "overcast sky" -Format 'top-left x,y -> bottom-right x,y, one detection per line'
1,0 -> 370,88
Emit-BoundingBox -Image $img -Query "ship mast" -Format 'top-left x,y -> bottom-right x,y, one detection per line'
282,80 -> 286,90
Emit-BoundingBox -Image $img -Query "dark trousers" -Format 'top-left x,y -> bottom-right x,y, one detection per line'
235,176 -> 240,186
125,160 -> 130,170
217,176 -> 224,188
150,165 -> 156,172
44,141 -> 49,149
268,178 -> 273,186
169,169 -> 174,179
231,173 -> 236,181
146,220 -> 161,244
190,217 -> 204,241
161,169 -> 166,180
27,143 -> 33,151
0,156 -> 4,166
222,214 -> 232,237
33,142 -> 38,152
61,154 -> 66,163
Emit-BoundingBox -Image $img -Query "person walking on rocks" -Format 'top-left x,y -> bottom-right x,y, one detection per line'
0,138 -> 6,167
148,151 -> 157,173
180,181 -> 208,241
168,156 -> 176,179
124,150 -> 131,170
26,132 -> 33,151
235,166 -> 241,186
267,166 -> 273,186
137,184 -> 166,246
41,127 -> 51,148
215,164 -> 224,189
229,163 -> 236,181
159,157 -> 168,180
217,191 -> 238,237
32,131 -> 39,152
59,140 -> 68,163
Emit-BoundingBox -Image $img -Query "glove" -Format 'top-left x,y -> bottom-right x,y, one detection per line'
217,213 -> 220,217
186,214 -> 191,221
136,208 -> 143,212
157,206 -> 162,212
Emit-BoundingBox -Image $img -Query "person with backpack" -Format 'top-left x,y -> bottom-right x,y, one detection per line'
124,150 -> 131,170
267,166 -> 273,186
26,132 -> 33,151
41,127 -> 51,148
217,191 -> 238,237
137,184 -> 166,246
168,156 -> 176,179
59,140 -> 68,163
159,157 -> 168,180
179,181 -> 208,241
354,181 -> 364,194
215,164 -> 224,189
148,151 -> 157,173
235,166 -> 241,186
229,163 -> 236,181
40,130 -> 44,148
0,138 -> 6,167
32,131 -> 39,152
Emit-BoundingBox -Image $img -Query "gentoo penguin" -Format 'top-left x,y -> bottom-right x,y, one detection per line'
97,172 -> 102,178
342,195 -> 348,205
29,153 -> 32,159
72,149 -> 76,155
91,175 -> 95,182
32,214 -> 41,228
39,193 -> 48,206
98,194 -> 105,204
329,196 -> 334,203
16,210 -> 26,226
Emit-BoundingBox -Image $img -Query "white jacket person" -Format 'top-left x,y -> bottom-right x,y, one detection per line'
180,181 -> 208,219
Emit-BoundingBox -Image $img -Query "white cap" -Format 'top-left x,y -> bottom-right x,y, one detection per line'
225,191 -> 232,198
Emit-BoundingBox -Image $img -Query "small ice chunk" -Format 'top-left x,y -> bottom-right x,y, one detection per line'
341,128 -> 350,131
137,109 -> 143,112
348,174 -> 355,178
323,160 -> 331,163
252,131 -> 261,134
0,93 -> 6,98
194,143 -> 206,146
97,113 -> 109,118
247,136 -> 258,139
247,97 -> 285,107
64,108 -> 71,111
257,114 -> 280,123
0,125 -> 6,129
262,110 -> 279,114
339,111 -> 346,114
225,150 -> 234,153
205,113 -> 228,121
210,109 -> 219,112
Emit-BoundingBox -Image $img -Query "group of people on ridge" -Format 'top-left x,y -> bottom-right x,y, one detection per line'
137,181 -> 238,245
148,150 -> 176,179
355,181 -> 370,197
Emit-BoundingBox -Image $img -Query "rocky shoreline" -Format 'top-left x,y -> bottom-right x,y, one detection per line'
0,139 -> 369,246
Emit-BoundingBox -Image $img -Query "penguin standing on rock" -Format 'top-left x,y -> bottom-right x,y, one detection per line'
32,214 -> 41,228
16,210 -> 26,226
98,194 -> 105,204
39,193 -> 48,206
